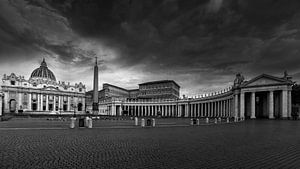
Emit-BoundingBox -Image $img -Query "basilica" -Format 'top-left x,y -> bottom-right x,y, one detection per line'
0,59 -> 86,115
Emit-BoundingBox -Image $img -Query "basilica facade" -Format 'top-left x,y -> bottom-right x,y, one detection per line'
0,59 -> 86,115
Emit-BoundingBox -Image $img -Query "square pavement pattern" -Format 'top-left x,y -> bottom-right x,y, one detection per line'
0,119 -> 300,169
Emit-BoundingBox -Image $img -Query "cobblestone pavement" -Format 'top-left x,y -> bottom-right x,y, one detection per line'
0,120 -> 300,169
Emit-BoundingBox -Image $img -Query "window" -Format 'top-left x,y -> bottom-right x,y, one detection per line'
33,83 -> 37,87
11,81 -> 15,85
79,88 -> 82,92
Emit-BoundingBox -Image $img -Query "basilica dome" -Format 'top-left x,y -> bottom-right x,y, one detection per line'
30,59 -> 56,81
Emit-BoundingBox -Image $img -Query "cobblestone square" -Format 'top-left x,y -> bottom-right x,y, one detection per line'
0,119 -> 300,169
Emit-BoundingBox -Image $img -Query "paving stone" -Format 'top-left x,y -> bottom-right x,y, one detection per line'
0,120 -> 299,168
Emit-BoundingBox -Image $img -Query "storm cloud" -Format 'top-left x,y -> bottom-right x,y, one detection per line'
1,0 -> 300,96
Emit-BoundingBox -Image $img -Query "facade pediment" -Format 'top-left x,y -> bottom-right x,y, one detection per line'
242,74 -> 292,87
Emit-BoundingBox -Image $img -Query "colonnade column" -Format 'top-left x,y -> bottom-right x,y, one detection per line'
288,90 -> 292,118
251,92 -> 256,119
240,92 -> 245,119
0,95 -> 2,116
234,94 -> 239,118
281,90 -> 288,119
268,91 -> 274,119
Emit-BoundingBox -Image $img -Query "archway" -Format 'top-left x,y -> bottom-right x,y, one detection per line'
9,99 -> 17,113
77,103 -> 83,111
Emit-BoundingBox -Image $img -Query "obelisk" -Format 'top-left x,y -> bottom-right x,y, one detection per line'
92,57 -> 99,113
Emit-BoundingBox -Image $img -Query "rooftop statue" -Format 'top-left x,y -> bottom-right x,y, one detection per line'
233,73 -> 244,87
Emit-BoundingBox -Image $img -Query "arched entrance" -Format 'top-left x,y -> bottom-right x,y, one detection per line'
9,99 -> 17,113
77,103 -> 83,111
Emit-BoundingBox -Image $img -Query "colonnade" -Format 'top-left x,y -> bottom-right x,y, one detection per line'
236,88 -> 292,119
106,95 -> 234,118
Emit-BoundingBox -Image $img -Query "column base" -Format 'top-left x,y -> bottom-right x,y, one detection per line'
268,116 -> 275,119
250,116 -> 256,119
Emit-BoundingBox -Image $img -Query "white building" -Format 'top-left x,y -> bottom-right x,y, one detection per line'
0,59 -> 86,115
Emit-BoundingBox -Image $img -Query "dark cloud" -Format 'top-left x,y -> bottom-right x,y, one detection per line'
1,0 -> 300,95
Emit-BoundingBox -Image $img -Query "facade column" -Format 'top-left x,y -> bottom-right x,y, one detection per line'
151,106 -> 153,116
148,105 -> 151,117
240,92 -> 245,119
251,92 -> 256,119
46,95 -> 49,111
40,94 -> 43,111
268,91 -> 274,119
281,90 -> 288,119
28,93 -> 32,111
58,96 -> 61,111
4,92 -> 9,113
37,94 -> 40,111
67,96 -> 71,111
18,93 -> 22,111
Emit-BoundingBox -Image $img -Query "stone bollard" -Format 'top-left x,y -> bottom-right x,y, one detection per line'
190,118 -> 194,125
206,118 -> 209,124
134,117 -> 138,126
70,117 -> 76,129
214,118 -> 218,124
152,118 -> 155,127
218,117 -> 221,122
226,117 -> 229,123
141,118 -> 145,127
196,118 -> 200,125
234,117 -> 237,122
88,117 -> 93,128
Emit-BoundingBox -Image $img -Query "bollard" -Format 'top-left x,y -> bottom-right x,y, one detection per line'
218,117 -> 221,122
134,117 -> 138,126
234,117 -> 237,122
206,118 -> 209,124
88,117 -> 93,128
196,118 -> 200,125
152,118 -> 155,127
214,118 -> 217,124
141,118 -> 145,127
226,117 -> 229,123
70,117 -> 76,129
190,118 -> 194,125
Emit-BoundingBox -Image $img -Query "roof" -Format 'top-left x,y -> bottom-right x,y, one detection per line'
241,73 -> 294,87
103,83 -> 129,91
139,80 -> 180,88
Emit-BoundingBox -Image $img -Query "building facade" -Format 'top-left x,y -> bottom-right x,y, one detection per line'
138,80 -> 180,99
0,59 -> 86,116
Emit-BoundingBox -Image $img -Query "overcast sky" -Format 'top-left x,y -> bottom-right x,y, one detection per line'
1,0 -> 300,96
